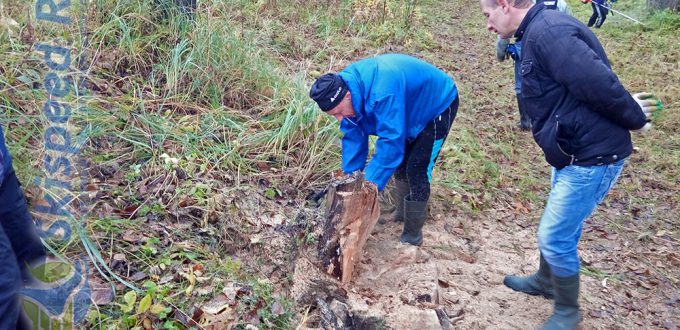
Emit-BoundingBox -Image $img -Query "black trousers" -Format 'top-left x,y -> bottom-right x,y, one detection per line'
588,2 -> 608,28
394,96 -> 459,202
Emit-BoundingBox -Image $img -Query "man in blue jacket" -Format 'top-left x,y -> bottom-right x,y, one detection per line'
0,127 -> 47,329
309,54 -> 460,246
479,0 -> 659,329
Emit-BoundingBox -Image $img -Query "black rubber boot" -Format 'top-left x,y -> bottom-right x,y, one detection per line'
399,197 -> 428,246
503,254 -> 555,299
378,179 -> 409,224
540,274 -> 582,330
516,94 -> 531,131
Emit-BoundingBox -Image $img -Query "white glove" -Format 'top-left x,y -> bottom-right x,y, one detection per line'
632,92 -> 660,120
632,122 -> 652,133
631,92 -> 662,134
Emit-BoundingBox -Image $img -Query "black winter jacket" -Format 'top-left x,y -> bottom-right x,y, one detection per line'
515,5 -> 648,169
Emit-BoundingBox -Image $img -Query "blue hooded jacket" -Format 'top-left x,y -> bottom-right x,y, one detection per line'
337,54 -> 458,190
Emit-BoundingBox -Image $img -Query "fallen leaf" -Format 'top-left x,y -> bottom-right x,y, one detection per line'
137,294 -> 152,314
150,303 -> 166,315
122,230 -> 143,243
638,280 -> 654,290
179,198 -> 196,208
122,291 -> 137,313
181,271 -> 197,296
114,204 -> 140,217
513,202 -> 529,214
195,284 -> 216,296
130,272 -> 148,282
189,307 -> 205,327
90,283 -> 114,305
202,294 -> 231,315
270,301 -> 284,316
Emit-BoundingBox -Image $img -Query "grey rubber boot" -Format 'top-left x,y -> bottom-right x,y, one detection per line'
399,197 -> 428,246
517,94 -> 531,131
503,254 -> 555,299
378,179 -> 409,224
540,274 -> 582,330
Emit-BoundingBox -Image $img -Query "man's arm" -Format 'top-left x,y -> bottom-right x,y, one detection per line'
496,36 -> 511,62
535,27 -> 647,130
340,120 -> 369,175
364,94 -> 407,191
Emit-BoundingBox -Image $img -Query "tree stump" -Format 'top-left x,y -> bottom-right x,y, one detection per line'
318,174 -> 380,284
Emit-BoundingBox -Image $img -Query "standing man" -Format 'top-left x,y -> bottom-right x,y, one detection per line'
309,53 -> 459,246
583,0 -> 610,28
495,0 -> 570,131
0,126 -> 47,329
479,0 -> 659,329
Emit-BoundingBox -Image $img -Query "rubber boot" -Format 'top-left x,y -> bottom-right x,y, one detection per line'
378,179 -> 409,224
517,94 -> 531,131
399,197 -> 428,246
503,254 -> 555,299
540,274 -> 582,330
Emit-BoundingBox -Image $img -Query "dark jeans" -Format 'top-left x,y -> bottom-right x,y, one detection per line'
394,97 -> 459,202
0,170 -> 46,329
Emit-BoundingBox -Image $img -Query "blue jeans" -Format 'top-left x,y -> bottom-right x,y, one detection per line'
537,160 -> 625,277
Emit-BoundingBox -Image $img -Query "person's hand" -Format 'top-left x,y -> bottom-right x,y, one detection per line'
496,37 -> 510,62
632,122 -> 652,134
633,92 -> 662,119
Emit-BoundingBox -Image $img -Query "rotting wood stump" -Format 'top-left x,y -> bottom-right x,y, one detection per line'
318,173 -> 380,284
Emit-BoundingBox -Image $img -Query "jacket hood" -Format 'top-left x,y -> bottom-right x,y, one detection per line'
338,69 -> 365,124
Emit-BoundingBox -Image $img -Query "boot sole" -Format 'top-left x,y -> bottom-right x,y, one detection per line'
503,278 -> 554,300
378,218 -> 404,224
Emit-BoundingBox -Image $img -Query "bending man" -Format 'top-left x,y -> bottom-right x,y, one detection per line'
309,54 -> 459,246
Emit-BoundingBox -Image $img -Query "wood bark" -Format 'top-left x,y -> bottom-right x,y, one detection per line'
318,174 -> 380,284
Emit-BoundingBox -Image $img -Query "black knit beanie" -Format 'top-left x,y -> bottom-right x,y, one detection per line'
309,73 -> 348,112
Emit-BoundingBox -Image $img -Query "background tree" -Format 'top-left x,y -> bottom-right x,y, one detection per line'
647,0 -> 679,11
